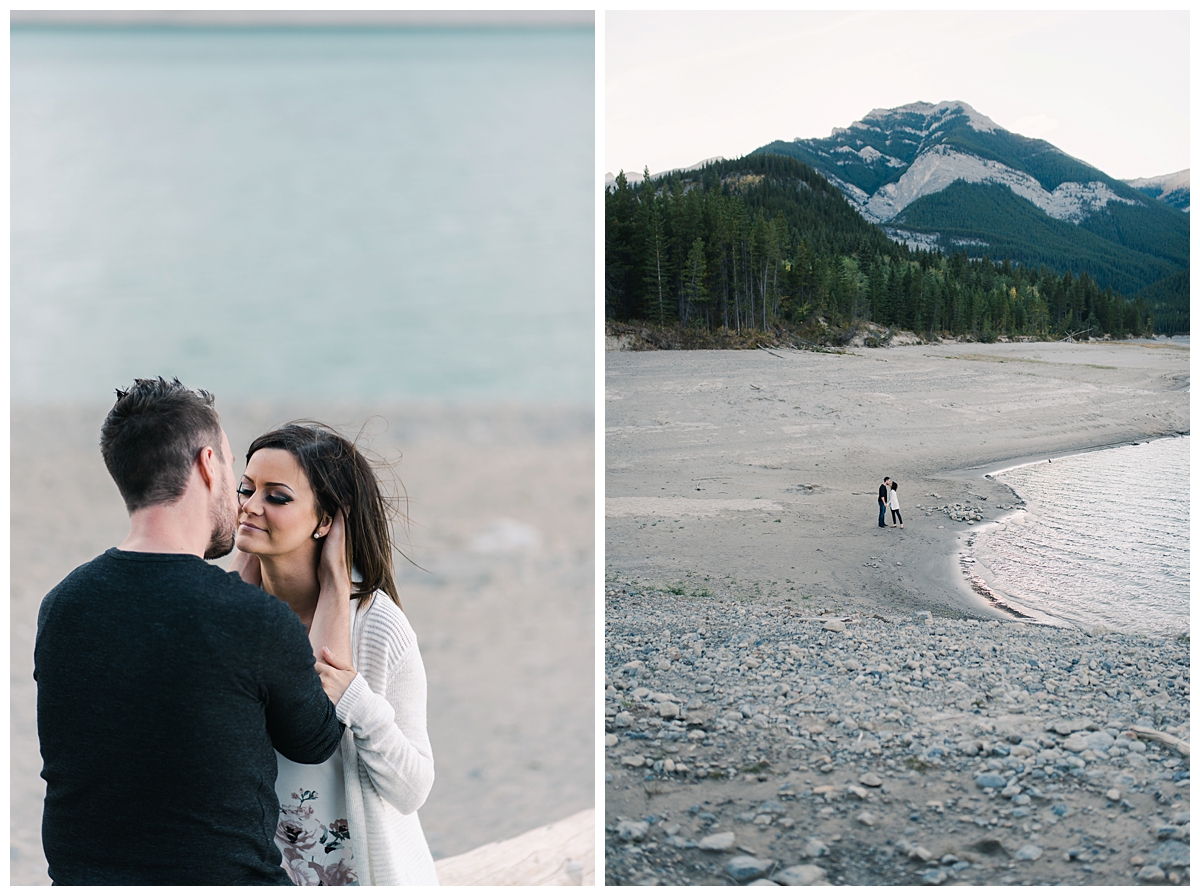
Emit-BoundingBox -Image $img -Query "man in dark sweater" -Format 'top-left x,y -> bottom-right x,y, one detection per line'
878,476 -> 892,528
35,378 -> 343,885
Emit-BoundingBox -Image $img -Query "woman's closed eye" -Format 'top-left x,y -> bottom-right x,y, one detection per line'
238,485 -> 293,505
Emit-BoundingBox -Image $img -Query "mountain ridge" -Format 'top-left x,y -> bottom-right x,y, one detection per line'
754,101 -> 1187,299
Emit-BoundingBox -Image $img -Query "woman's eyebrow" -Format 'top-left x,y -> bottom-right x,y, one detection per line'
261,481 -> 295,491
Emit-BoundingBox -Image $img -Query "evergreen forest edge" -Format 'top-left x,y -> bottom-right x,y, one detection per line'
605,155 -> 1189,344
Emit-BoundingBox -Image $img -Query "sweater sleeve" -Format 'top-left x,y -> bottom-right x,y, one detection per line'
257,590 -> 344,765
335,601 -> 435,816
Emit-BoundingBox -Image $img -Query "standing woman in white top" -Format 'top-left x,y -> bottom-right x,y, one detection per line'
888,480 -> 903,529
231,422 -> 438,886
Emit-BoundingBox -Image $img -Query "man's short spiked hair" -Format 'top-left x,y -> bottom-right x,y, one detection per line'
99,377 -> 223,513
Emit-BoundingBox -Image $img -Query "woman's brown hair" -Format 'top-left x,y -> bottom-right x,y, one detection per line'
246,422 -> 404,607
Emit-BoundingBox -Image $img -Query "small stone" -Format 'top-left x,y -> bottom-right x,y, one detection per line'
726,856 -> 775,883
914,611 -> 932,625
621,755 -> 645,768
1136,865 -> 1166,883
910,846 -> 933,862
823,620 -> 846,632
975,773 -> 1007,790
1105,788 -> 1120,801
772,865 -> 827,886
748,880 -> 780,886
921,868 -> 948,885
856,811 -> 877,826
698,831 -> 737,851
617,820 -> 650,841
940,854 -> 958,865
1149,840 -> 1191,868
860,772 -> 883,787
1015,844 -> 1043,861
664,759 -> 676,773
614,711 -> 632,728
847,785 -> 869,800
803,837 -> 828,858
605,734 -> 618,747
658,702 -> 680,720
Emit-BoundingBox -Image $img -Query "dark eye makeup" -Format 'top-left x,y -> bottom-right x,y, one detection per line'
238,484 -> 293,505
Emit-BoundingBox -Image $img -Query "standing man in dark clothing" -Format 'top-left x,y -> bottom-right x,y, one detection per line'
878,476 -> 892,528
35,378 -> 343,885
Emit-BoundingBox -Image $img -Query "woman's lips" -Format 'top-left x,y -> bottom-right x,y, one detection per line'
238,522 -> 265,533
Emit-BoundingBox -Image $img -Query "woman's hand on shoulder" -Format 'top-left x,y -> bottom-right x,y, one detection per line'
315,646 -> 358,704
317,509 -> 351,599
230,548 -> 262,587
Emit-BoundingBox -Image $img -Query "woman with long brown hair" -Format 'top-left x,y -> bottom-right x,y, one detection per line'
231,422 -> 437,886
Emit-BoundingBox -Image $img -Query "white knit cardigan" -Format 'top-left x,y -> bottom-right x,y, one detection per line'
336,592 -> 438,885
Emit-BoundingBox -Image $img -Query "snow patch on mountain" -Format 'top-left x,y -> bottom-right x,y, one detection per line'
1124,169 -> 1189,212
861,100 -> 999,135
882,227 -> 943,252
853,145 -> 905,168
851,145 -> 1137,224
825,175 -> 871,210
1124,169 -> 1189,193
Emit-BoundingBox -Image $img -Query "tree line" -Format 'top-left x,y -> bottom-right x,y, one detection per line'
606,155 -> 1162,341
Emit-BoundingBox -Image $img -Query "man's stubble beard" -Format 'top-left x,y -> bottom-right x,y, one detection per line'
204,466 -> 237,560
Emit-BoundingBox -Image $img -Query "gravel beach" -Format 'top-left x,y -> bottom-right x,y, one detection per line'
604,339 -> 1189,885
604,592 -> 1189,886
11,401 -> 594,885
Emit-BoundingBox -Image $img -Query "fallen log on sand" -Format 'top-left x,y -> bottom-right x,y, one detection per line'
434,807 -> 594,886
1129,726 -> 1191,757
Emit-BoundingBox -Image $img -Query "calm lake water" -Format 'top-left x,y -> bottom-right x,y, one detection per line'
974,436 -> 1190,636
11,25 -> 594,404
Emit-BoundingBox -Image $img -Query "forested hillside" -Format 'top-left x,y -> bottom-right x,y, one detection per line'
606,155 -> 1169,341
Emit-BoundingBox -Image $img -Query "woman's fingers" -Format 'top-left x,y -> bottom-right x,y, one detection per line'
314,651 -> 356,703
321,645 -> 354,671
317,508 -> 351,592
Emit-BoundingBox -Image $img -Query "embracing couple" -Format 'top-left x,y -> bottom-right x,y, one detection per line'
34,378 -> 438,885
877,475 -> 903,529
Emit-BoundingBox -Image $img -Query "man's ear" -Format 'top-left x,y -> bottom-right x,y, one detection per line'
197,446 -> 219,491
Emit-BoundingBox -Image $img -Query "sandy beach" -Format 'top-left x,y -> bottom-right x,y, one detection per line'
604,339 -> 1189,886
11,401 -> 593,885
605,340 -> 1189,619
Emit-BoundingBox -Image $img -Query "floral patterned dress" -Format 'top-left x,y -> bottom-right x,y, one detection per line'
275,746 -> 358,886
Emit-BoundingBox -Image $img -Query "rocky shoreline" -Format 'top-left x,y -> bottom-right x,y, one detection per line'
604,584 -> 1190,886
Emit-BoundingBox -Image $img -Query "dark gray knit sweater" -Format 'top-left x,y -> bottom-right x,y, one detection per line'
35,548 -> 343,885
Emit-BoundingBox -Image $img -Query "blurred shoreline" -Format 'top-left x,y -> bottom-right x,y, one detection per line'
11,399 -> 594,884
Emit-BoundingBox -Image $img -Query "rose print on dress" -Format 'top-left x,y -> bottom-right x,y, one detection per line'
276,789 -> 358,885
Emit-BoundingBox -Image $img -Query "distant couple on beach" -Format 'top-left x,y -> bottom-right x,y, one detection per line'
34,378 -> 438,885
878,476 -> 903,529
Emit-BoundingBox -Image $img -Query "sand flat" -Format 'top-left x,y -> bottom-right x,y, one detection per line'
605,341 -> 1188,616
11,401 -> 593,884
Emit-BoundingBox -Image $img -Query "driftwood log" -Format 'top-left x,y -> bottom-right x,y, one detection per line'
434,807 -> 594,886
1129,726 -> 1191,757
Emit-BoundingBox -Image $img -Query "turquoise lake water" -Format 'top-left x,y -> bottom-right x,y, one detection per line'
975,436 -> 1190,636
11,25 -> 594,404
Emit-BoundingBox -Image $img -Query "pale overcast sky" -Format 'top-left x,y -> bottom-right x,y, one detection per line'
607,11 -> 1189,182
